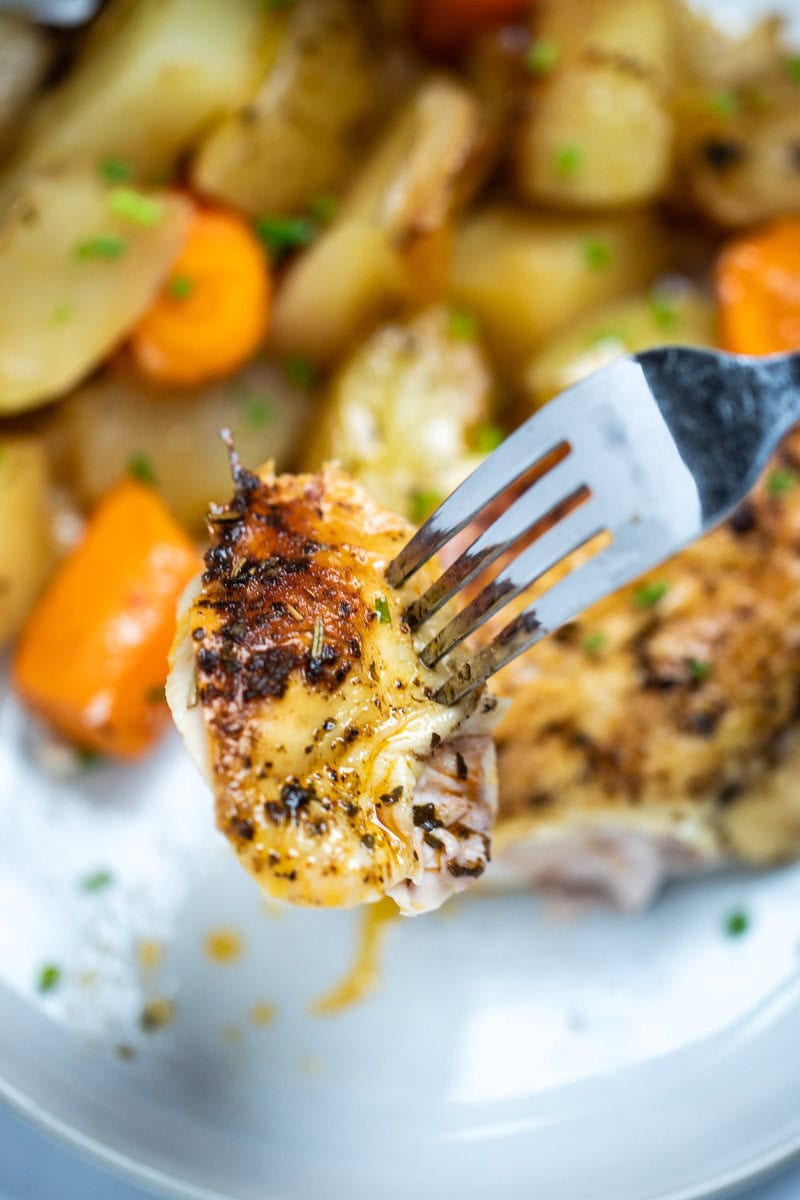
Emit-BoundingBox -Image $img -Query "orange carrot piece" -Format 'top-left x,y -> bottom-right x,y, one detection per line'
716,217 -> 800,356
413,0 -> 530,51
13,479 -> 199,759
130,206 -> 270,387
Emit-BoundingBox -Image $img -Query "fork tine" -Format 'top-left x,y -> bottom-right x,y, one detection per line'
405,449 -> 591,630
435,539 -> 637,705
386,395 -> 585,588
420,499 -> 604,667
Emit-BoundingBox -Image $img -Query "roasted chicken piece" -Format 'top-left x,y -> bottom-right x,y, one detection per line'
167,456 -> 500,914
488,434 -> 800,908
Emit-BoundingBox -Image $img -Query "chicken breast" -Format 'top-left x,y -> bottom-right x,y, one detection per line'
167,455 -> 500,914
487,435 -> 800,908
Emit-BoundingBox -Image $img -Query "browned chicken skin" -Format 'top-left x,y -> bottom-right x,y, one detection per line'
168,457 -> 499,913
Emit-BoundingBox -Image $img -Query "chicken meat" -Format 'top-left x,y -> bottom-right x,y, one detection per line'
167,455 -> 500,914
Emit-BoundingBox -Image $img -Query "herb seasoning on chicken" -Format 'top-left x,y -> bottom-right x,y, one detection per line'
167,454 -> 500,913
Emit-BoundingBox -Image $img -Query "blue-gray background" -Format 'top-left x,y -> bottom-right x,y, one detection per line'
0,1103 -> 798,1200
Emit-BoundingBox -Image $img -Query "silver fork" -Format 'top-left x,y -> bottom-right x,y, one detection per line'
387,346 -> 800,706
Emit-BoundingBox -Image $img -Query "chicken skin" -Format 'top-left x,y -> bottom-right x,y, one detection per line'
167,457 -> 499,914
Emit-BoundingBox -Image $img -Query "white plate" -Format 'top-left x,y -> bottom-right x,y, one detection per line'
4,669 -> 800,1200
4,3 -> 800,1197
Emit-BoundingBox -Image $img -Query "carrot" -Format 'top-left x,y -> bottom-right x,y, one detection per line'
130,206 -> 271,387
413,0 -> 530,52
13,479 -> 199,759
716,217 -> 800,356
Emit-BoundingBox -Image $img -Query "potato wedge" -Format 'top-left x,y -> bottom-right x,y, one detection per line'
270,75 -> 485,364
51,359 -> 312,531
523,284 -> 716,408
0,436 -> 54,649
0,173 -> 191,414
450,205 -> 670,377
672,77 -> 800,227
192,0 -> 378,217
0,0 -> 271,195
303,306 -> 495,519
514,0 -> 674,208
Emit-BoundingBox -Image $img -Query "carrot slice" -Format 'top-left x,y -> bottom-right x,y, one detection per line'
413,0 -> 530,51
130,206 -> 271,387
716,217 -> 800,355
13,479 -> 199,759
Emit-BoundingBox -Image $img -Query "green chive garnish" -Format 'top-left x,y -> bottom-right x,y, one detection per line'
74,234 -> 127,261
767,467 -> 796,497
284,354 -> 317,388
472,422 -> 504,454
708,89 -> 739,118
145,685 -> 166,704
634,581 -> 670,609
410,489 -> 443,524
308,193 -> 338,226
99,157 -> 134,184
583,631 -> 607,656
108,186 -> 163,227
254,215 -> 317,260
244,396 -> 273,429
81,869 -> 114,893
689,658 -> 712,681
554,143 -> 584,178
38,964 -> 62,993
786,57 -> 800,84
128,453 -> 157,486
375,595 -> 391,624
50,303 -> 74,324
525,37 -> 560,75
448,307 -> 479,341
166,275 -> 194,300
724,909 -> 749,937
650,290 -> 679,330
583,238 -> 613,270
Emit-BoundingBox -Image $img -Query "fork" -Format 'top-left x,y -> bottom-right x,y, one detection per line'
386,346 -> 800,706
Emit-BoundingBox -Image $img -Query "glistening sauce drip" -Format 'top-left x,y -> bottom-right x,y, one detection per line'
311,898 -> 397,1016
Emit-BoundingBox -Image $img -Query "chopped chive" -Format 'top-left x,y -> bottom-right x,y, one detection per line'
767,467 -> 796,497
410,489 -> 444,524
448,307 -> 479,341
708,89 -> 739,118
284,354 -> 317,388
634,580 -> 670,609
649,290 -> 679,330
583,631 -> 607,656
583,237 -> 613,270
99,157 -> 134,184
254,215 -> 317,260
128,452 -> 157,486
554,143 -> 584,178
38,964 -> 61,993
311,615 -> 324,659
689,658 -> 712,681
166,275 -> 194,300
145,684 -> 166,704
244,396 -> 273,429
77,747 -> 103,768
724,909 -> 749,937
50,303 -> 74,324
81,869 -> 114,893
108,186 -> 163,227
786,57 -> 800,84
308,193 -> 338,226
375,595 -> 391,624
525,37 -> 560,75
472,422 -> 504,454
74,234 -> 127,261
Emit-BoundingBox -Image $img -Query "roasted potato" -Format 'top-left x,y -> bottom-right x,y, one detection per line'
673,77 -> 800,227
669,2 -> 783,88
0,0 -> 270,197
192,0 -> 378,217
0,436 -> 54,649
0,172 -> 191,414
0,14 -> 51,157
303,306 -> 495,519
270,75 -> 485,364
51,358 -> 312,531
514,0 -> 674,208
523,284 -> 716,407
449,205 -> 670,377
